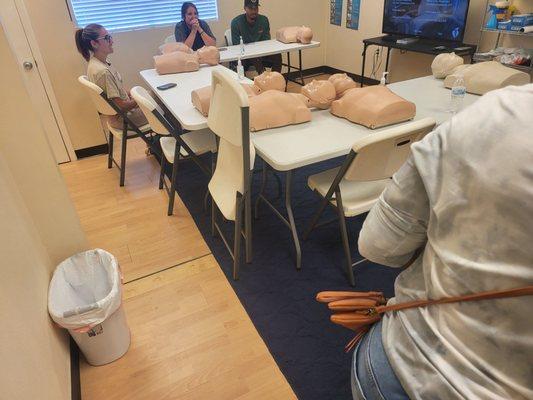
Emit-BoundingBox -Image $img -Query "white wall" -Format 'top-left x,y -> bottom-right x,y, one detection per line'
22,0 -> 533,150
22,0 -> 325,151
112,0 -> 326,88
0,22 -> 88,400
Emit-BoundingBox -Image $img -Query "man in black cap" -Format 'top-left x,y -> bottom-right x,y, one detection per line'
230,0 -> 282,73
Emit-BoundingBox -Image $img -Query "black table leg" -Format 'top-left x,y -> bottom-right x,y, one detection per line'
298,50 -> 304,85
361,43 -> 368,87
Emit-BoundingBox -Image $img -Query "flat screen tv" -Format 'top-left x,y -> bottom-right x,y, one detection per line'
382,0 -> 470,42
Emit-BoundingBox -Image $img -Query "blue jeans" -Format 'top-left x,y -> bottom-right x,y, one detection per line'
351,320 -> 409,400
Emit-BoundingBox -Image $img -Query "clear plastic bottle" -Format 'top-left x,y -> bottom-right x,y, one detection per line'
450,75 -> 466,113
239,36 -> 245,56
237,57 -> 244,80
380,71 -> 389,86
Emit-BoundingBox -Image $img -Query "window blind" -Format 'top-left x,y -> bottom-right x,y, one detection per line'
69,0 -> 219,32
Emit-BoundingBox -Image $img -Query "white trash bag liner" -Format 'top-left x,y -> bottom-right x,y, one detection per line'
48,249 -> 122,330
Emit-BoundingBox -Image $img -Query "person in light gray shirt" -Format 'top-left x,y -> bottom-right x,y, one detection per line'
355,83 -> 533,400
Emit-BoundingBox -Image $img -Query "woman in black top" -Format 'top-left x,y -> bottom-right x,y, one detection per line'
174,2 -> 216,50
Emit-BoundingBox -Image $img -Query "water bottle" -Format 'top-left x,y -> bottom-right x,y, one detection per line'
239,36 -> 245,56
237,57 -> 244,81
450,75 -> 466,113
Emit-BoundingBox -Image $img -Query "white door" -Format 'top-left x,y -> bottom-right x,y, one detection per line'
0,0 -> 75,164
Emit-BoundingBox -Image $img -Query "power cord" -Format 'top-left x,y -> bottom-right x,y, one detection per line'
370,47 -> 383,80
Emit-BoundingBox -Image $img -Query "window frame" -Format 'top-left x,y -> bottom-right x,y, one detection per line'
65,0 -> 219,34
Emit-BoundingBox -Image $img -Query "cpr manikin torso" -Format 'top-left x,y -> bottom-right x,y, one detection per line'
328,73 -> 357,98
249,90 -> 311,132
301,80 -> 336,109
253,71 -> 286,93
431,52 -> 463,78
192,84 -> 258,117
276,26 -> 313,44
154,51 -> 199,74
296,27 -> 313,44
191,71 -> 286,116
330,86 -> 416,129
443,61 -> 530,95
197,46 -> 220,66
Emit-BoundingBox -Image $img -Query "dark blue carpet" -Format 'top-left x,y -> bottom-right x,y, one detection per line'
166,151 -> 401,400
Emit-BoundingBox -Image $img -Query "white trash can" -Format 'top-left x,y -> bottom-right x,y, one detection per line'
48,249 -> 131,366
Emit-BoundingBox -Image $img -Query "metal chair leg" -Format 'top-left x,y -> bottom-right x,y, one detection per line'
119,131 -> 127,187
204,151 -> 216,214
203,189 -> 210,213
285,171 -> 301,270
255,162 -> 268,219
108,132 -> 114,169
285,52 -> 291,91
167,144 -> 180,216
211,195 -> 216,237
159,156 -> 166,190
335,190 -> 355,286
245,189 -> 252,264
273,172 -> 282,199
303,196 -> 331,240
233,193 -> 244,280
298,50 -> 305,85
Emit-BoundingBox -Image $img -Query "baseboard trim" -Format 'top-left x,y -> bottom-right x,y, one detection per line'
70,337 -> 81,400
75,144 -> 108,159
284,65 -> 380,86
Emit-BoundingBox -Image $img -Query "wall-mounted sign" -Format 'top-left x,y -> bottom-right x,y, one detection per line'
330,0 -> 343,26
346,0 -> 361,30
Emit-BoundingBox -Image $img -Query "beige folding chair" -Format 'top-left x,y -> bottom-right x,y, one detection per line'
304,117 -> 436,286
130,86 -> 216,216
224,29 -> 233,46
78,76 -> 153,186
208,68 -> 255,280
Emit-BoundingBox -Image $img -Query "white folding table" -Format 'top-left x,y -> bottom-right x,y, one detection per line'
252,76 -> 480,269
218,39 -> 321,85
252,76 -> 479,171
140,65 -> 252,130
141,67 -> 480,270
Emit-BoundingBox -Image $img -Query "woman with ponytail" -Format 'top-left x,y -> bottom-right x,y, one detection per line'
74,24 -> 147,128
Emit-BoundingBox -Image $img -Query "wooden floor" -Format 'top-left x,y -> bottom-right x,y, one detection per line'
60,139 -> 210,283
79,254 -> 295,400
60,76 -> 327,399
60,139 -> 296,399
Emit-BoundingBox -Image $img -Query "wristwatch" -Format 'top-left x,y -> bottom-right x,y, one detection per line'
199,30 -> 205,35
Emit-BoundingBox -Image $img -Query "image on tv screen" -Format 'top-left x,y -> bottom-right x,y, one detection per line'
383,0 -> 469,41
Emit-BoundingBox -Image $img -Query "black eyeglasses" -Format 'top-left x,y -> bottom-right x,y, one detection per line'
96,34 -> 112,42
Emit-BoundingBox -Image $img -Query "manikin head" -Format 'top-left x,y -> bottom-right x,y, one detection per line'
253,71 -> 286,93
431,52 -> 464,79
197,46 -> 220,65
244,0 -> 260,24
301,80 -> 336,109
296,26 -> 313,44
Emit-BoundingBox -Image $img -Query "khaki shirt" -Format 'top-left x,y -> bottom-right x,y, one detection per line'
87,57 -> 128,100
359,84 -> 533,399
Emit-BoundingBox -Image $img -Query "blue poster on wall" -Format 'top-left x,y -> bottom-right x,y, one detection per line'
346,0 -> 361,30
330,0 -> 343,26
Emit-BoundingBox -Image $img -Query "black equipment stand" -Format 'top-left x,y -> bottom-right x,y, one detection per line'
360,35 -> 477,86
